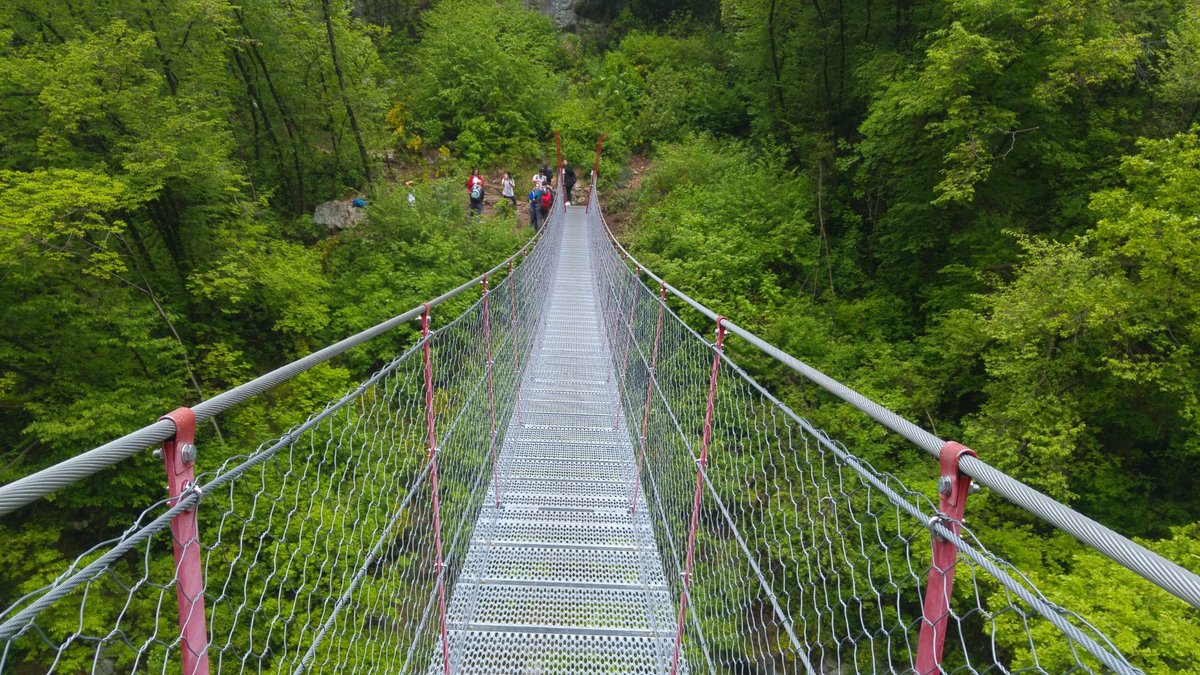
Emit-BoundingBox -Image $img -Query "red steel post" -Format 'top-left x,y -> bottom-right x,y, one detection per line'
508,261 -> 523,423
629,282 -> 667,514
421,305 -> 451,675
158,407 -> 209,675
586,134 -> 604,213
554,130 -> 564,178
669,319 -> 727,675
482,276 -> 502,507
915,441 -> 978,674
614,267 -> 642,428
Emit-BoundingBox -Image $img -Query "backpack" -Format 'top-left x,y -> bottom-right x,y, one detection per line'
540,191 -> 552,213
470,184 -> 483,200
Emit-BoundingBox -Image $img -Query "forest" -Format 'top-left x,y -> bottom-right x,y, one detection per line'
1,0 -> 1199,671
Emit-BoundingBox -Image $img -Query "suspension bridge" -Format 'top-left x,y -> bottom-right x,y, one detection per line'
1,139 -> 1199,674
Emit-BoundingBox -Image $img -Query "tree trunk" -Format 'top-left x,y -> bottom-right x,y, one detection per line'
767,0 -> 786,116
317,69 -> 343,158
816,158 -> 836,297
236,10 -> 309,212
320,0 -> 373,184
231,48 -> 295,205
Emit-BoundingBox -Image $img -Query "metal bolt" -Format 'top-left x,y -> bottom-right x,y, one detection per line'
179,443 -> 197,465
152,448 -> 163,460
937,475 -> 953,495
968,481 -> 982,495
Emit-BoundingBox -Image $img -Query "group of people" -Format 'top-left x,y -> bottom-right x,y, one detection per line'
465,161 -> 578,231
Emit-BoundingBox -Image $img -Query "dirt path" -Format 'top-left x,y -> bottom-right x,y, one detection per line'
475,173 -> 594,221
594,154 -> 650,238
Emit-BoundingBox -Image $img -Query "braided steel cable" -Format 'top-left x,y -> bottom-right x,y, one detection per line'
0,203 -> 566,673
586,180 -> 1143,673
0,223 -> 552,517
590,182 -> 1200,612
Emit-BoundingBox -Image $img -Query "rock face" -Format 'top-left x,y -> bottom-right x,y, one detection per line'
351,0 -> 584,31
523,0 -> 579,29
313,200 -> 366,231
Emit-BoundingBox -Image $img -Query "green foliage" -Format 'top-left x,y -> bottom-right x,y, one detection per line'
630,137 -> 819,323
325,178 -> 530,369
991,525 -> 1200,671
852,0 -> 1150,304
229,0 -> 391,207
584,31 -> 744,151
191,238 -> 333,339
550,91 -> 629,188
953,132 -> 1200,529
3,0 -> 1200,670
401,0 -> 558,164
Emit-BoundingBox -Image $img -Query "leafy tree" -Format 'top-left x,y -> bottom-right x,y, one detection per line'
853,0 -> 1155,311
952,132 -> 1200,530
399,0 -> 559,164
991,525 -> 1200,671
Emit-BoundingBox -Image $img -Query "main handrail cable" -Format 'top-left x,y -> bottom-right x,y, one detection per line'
587,181 -> 1136,674
0,185 -> 568,670
592,185 -> 1200,611
0,217 -> 551,517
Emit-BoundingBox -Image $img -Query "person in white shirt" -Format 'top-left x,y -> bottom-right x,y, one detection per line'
531,171 -> 544,190
501,172 -> 517,207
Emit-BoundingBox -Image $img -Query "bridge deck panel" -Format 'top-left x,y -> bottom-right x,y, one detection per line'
437,205 -> 681,674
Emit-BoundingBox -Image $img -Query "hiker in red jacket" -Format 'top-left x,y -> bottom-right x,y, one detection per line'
539,184 -> 553,221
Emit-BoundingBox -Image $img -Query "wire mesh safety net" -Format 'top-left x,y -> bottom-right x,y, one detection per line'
585,181 -> 1141,675
0,197 -> 565,674
0,175 -> 1151,675
431,200 -> 683,674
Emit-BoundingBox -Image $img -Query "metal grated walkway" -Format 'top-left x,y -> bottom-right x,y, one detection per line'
439,205 -> 683,674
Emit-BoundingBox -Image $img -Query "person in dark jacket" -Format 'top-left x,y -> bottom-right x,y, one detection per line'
467,169 -> 484,217
562,161 -> 577,205
540,165 -> 553,188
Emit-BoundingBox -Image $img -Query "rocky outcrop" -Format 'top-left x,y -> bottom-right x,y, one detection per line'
352,0 -> 586,31
523,0 -> 579,29
313,200 -> 366,231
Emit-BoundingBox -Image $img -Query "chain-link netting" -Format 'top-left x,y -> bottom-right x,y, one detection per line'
586,182 -> 1139,675
0,200 -> 564,674
0,175 -> 1146,675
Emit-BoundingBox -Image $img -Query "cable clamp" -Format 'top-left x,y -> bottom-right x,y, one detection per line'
176,480 -> 204,512
927,512 -> 961,543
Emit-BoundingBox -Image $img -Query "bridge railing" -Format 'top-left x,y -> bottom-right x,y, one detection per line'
0,191 -> 566,674
583,177 -> 1189,674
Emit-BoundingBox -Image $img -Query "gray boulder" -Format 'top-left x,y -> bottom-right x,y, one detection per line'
313,200 -> 366,231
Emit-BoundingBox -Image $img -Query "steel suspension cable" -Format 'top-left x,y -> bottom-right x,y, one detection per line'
0,224 -> 551,517
591,184 -> 1200,611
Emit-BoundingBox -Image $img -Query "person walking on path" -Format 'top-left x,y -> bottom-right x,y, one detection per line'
528,184 -> 544,231
540,165 -> 553,188
501,172 -> 517,208
531,169 -> 545,190
467,169 -> 484,217
562,161 -> 576,205
538,184 -> 553,225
